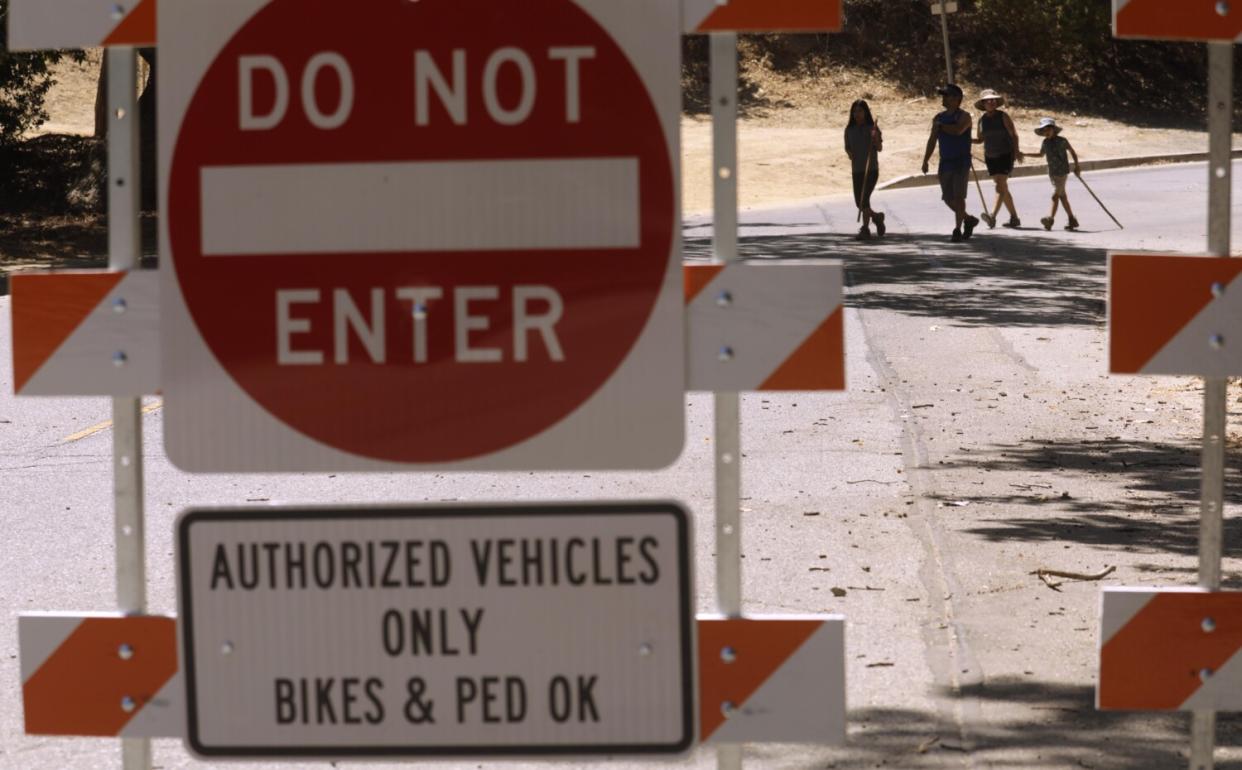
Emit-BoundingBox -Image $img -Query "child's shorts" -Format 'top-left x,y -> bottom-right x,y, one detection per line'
1050,175 -> 1068,196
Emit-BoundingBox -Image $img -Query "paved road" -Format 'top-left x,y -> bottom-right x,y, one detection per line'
3,162 -> 1242,769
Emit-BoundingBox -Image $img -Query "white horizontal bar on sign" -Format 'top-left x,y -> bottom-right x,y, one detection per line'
200,158 -> 640,256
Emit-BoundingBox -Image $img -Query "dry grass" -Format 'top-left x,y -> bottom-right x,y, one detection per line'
37,50 -> 103,136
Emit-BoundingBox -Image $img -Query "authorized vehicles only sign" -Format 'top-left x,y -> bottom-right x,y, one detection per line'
177,504 -> 693,757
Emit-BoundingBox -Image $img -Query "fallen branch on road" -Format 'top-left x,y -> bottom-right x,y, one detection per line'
1037,566 -> 1117,581
1030,565 -> 1116,592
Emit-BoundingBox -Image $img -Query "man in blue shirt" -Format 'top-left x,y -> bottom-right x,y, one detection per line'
921,84 -> 979,243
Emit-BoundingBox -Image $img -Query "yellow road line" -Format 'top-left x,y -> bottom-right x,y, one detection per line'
62,400 -> 164,444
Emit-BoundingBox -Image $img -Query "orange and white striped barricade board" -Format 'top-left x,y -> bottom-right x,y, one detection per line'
1099,588 -> 1242,711
19,613 -> 181,737
9,0 -> 845,49
20,613 -> 843,744
11,270 -> 159,396
685,262 -> 845,392
11,265 -> 841,397
683,0 -> 842,33
6,0 -> 156,50
699,615 -> 845,744
1113,0 -> 1242,42
1108,253 -> 1242,376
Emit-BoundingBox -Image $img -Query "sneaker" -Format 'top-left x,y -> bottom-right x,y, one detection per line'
982,213 -> 996,229
873,212 -> 886,237
963,215 -> 979,240
855,226 -> 872,241
1003,217 -> 1021,229
1065,217 -> 1080,231
1040,216 -> 1054,231
951,229 -> 963,243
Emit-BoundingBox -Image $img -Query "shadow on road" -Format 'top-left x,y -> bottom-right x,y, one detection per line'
924,437 -> 1242,579
749,681 -> 1242,768
683,230 -> 1108,328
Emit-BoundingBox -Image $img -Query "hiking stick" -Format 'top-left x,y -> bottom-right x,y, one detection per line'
1075,171 -> 1123,229
969,157 -> 989,222
857,150 -> 869,223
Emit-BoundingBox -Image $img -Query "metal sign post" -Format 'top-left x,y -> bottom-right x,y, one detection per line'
710,29 -> 743,770
1190,40 -> 1232,770
935,0 -> 954,84
1104,11 -> 1240,763
106,45 -> 150,770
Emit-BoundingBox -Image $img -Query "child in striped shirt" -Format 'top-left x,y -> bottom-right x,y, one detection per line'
1026,118 -> 1081,231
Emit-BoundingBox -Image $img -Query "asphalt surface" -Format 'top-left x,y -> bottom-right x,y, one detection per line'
3,161 -> 1242,769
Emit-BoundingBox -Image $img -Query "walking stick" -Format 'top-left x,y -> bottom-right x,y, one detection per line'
857,148 -> 871,224
969,157 -> 992,226
1075,171 -> 1123,229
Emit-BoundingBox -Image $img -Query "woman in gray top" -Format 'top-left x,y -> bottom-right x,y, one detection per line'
844,100 -> 885,240
971,89 -> 1022,229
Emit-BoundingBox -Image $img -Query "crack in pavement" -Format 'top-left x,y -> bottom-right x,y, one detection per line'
986,327 -> 1039,374
848,217 -> 986,767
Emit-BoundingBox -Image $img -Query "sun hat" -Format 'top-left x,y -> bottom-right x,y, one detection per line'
936,83 -> 964,98
1034,117 -> 1062,135
974,89 -> 1005,110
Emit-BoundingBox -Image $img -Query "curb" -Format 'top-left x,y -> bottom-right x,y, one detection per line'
876,149 -> 1242,191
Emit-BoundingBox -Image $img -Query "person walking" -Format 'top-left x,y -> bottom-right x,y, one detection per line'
921,84 -> 979,243
1027,117 -> 1081,231
844,99 -> 886,240
972,88 -> 1022,229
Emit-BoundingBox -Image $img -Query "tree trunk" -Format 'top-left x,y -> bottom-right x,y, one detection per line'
138,49 -> 157,212
94,57 -> 108,138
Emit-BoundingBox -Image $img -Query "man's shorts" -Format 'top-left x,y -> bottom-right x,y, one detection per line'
1050,175 -> 1068,196
939,163 -> 969,203
986,153 -> 1014,177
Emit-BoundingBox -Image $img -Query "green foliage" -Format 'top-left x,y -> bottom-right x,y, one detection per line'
0,134 -> 104,213
0,0 -> 81,145
950,0 -> 1206,114
690,0 -> 1227,119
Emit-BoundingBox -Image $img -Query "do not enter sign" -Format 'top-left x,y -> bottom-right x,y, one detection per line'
160,0 -> 683,471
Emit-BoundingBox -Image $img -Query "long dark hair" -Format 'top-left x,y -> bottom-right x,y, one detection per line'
846,99 -> 874,129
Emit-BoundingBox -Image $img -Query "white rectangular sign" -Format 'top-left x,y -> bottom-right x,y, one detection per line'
177,503 -> 694,758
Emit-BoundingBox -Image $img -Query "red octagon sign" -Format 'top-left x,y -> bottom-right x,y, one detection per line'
166,0 -> 677,466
